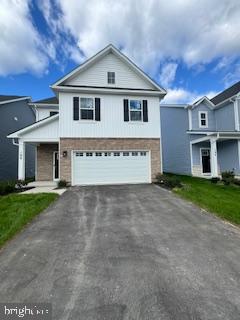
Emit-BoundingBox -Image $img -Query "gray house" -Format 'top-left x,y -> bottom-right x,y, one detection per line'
161,81 -> 240,178
0,95 -> 35,181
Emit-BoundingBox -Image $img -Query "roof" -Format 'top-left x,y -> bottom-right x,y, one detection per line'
0,95 -> 30,103
211,81 -> 240,105
33,96 -> 58,104
191,96 -> 215,109
51,44 -> 167,95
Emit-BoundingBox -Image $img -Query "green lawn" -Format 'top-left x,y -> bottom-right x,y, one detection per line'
172,175 -> 240,225
0,193 -> 58,247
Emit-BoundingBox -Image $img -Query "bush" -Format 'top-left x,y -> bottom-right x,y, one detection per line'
0,180 -> 16,195
156,174 -> 182,189
16,180 -> 28,190
221,171 -> 235,185
58,180 -> 67,188
211,177 -> 220,184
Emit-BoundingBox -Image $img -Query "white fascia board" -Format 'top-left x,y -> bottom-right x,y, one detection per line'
7,114 -> 59,138
29,103 -> 59,107
192,96 -> 215,109
160,104 -> 188,108
52,44 -> 166,94
51,85 -> 165,97
0,96 -> 31,105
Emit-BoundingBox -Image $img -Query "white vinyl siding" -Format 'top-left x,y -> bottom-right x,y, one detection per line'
59,92 -> 160,138
72,150 -> 150,185
64,53 -> 155,90
36,106 -> 59,121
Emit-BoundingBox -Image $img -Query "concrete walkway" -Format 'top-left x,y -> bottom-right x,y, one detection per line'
20,181 -> 66,195
0,184 -> 240,320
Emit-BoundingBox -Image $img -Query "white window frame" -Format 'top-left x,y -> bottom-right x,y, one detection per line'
129,100 -> 143,122
80,97 -> 95,121
107,72 -> 115,84
199,111 -> 208,128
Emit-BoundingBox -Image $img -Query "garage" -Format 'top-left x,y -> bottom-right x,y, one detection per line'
72,150 -> 150,185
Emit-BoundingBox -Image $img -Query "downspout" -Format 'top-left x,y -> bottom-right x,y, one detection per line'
12,138 -> 19,146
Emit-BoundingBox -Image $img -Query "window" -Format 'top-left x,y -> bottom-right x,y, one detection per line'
123,152 -> 129,156
140,151 -> 146,156
129,100 -> 142,121
95,152 -> 102,156
199,111 -> 208,128
76,152 -> 83,157
50,111 -> 58,117
114,152 -> 120,156
104,152 -> 111,156
132,152 -> 138,156
108,72 -> 115,84
86,152 -> 93,157
80,98 -> 94,120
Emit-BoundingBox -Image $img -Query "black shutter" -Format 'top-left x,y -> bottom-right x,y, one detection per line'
95,98 -> 101,121
124,99 -> 129,121
73,97 -> 79,120
143,100 -> 148,122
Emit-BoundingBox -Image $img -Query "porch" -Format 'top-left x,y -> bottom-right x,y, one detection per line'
190,132 -> 240,178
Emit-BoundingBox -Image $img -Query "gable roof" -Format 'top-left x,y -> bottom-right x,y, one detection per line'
211,81 -> 240,105
33,96 -> 58,105
7,114 -> 59,138
0,95 -> 30,105
52,44 -> 166,94
190,96 -> 215,109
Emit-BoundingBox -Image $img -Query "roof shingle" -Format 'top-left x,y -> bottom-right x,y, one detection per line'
211,81 -> 240,105
33,96 -> 58,104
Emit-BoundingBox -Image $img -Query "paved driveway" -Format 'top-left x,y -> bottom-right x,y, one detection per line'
1,185 -> 240,320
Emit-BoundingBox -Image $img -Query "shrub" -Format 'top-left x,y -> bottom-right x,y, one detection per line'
156,174 -> 182,189
211,177 -> 220,184
16,180 -> 28,191
0,180 -> 16,195
58,180 -> 67,188
221,171 -> 235,185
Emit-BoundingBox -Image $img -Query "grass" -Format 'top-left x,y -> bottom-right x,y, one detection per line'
172,175 -> 240,225
0,193 -> 58,247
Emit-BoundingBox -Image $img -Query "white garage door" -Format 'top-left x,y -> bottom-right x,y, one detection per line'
72,151 -> 150,185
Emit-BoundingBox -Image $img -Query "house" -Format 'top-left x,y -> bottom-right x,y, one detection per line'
161,81 -> 240,178
8,45 -> 166,185
0,95 -> 35,181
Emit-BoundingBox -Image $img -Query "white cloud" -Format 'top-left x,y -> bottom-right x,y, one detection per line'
162,88 -> 218,104
0,0 -> 50,76
49,0 -> 240,76
159,63 -> 178,88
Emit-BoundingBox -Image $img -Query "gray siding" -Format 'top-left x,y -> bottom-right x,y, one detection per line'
0,100 -> 35,181
160,106 -> 191,175
215,102 -> 235,131
218,140 -> 240,175
191,102 -> 216,131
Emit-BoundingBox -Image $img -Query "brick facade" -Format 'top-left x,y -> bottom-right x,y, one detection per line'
60,138 -> 161,184
36,144 -> 58,181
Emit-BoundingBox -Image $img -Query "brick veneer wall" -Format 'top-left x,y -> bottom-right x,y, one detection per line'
60,138 -> 161,184
36,144 -> 58,181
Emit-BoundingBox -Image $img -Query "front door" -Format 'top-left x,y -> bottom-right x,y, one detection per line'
201,149 -> 211,174
53,151 -> 59,180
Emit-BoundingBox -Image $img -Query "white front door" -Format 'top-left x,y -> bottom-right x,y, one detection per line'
72,151 -> 150,185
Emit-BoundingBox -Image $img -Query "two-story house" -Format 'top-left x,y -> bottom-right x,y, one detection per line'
0,95 -> 35,181
161,81 -> 240,178
8,45 -> 166,185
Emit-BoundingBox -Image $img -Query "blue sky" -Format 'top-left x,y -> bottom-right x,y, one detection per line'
0,0 -> 240,103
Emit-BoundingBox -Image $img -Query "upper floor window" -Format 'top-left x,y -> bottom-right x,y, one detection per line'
199,111 -> 208,128
80,98 -> 94,120
129,100 -> 142,121
107,72 -> 115,84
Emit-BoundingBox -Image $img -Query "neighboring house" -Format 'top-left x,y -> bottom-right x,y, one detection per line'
8,45 -> 166,185
0,95 -> 35,181
161,81 -> 240,178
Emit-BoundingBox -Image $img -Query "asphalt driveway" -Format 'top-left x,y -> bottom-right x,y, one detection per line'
0,184 -> 240,320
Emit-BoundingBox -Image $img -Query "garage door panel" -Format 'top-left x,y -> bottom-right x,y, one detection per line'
72,151 -> 150,185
